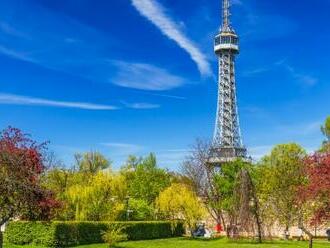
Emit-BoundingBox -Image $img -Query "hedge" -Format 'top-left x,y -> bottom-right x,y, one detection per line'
5,221 -> 185,247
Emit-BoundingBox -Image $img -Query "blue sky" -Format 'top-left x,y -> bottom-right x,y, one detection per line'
0,0 -> 329,170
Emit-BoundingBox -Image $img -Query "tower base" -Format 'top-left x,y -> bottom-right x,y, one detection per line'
208,146 -> 249,165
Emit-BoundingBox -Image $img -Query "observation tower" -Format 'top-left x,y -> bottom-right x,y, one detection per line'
209,0 -> 247,165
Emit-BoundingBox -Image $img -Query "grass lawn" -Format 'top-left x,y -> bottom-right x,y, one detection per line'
4,238 -> 329,248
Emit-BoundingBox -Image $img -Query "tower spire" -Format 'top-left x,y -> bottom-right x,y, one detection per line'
222,0 -> 230,30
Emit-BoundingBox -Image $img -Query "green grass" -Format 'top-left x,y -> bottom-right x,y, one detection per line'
4,238 -> 329,248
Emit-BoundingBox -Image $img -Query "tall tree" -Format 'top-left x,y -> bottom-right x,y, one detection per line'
75,151 -> 111,173
321,116 -> 330,142
257,143 -> 306,235
300,152 -> 330,224
122,153 -> 171,203
236,169 -> 263,243
213,159 -> 258,238
0,127 -> 58,248
181,139 -> 224,228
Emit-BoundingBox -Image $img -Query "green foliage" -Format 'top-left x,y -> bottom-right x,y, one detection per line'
75,151 -> 111,174
122,154 -> 171,203
321,116 -> 330,142
66,172 -> 125,221
256,143 -> 306,229
4,222 -> 56,246
213,160 -> 253,214
43,169 -> 127,221
42,153 -> 174,222
157,183 -> 206,232
126,199 -> 154,221
102,224 -> 127,247
5,221 -> 185,247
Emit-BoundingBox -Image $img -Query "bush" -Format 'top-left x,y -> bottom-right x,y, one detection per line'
5,221 -> 184,247
102,223 -> 127,247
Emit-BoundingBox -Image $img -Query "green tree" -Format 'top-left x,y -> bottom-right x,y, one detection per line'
75,151 -> 111,173
127,199 -> 154,221
66,171 -> 125,221
257,143 -> 306,234
213,159 -> 255,237
122,153 -> 171,203
320,116 -> 330,152
157,183 -> 206,234
321,116 -> 330,142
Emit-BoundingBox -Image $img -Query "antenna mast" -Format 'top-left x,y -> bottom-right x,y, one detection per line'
222,0 -> 231,31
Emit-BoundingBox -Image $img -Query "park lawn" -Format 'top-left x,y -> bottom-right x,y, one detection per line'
4,238 -> 329,248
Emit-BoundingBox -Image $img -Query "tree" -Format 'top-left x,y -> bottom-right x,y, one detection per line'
66,171 -> 125,221
257,143 -> 306,235
321,116 -> 330,143
300,152 -> 330,225
213,159 -> 260,239
236,169 -> 263,243
0,127 -> 58,248
320,116 -> 330,152
157,183 -> 206,234
122,153 -> 171,203
181,139 -> 224,228
127,199 -> 154,221
75,151 -> 111,173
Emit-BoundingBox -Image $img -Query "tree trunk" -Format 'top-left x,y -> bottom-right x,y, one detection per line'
0,231 -> 3,248
246,169 -> 263,243
309,238 -> 313,248
298,220 -> 313,248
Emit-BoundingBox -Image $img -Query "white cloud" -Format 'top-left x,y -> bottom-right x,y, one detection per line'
285,65 -> 318,86
131,0 -> 211,76
243,58 -> 318,86
112,61 -> 186,91
0,93 -> 118,110
148,93 -> 187,100
123,102 -> 160,109
0,45 -> 36,63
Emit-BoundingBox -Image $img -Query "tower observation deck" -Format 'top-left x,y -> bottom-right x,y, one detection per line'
209,0 -> 247,165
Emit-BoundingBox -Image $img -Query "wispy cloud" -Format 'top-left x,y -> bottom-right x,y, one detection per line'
111,61 -> 186,91
285,65 -> 318,86
243,58 -> 318,86
0,93 -> 119,110
0,21 -> 29,38
131,0 -> 211,76
122,102 -> 160,109
147,93 -> 186,100
0,45 -> 36,63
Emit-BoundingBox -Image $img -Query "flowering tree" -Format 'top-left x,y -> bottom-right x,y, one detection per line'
0,127 -> 59,248
157,183 -> 206,235
300,152 -> 330,224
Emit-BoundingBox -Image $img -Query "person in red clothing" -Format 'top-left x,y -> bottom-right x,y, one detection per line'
215,223 -> 223,233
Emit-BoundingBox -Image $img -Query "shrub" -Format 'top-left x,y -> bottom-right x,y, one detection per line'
5,221 -> 184,247
102,224 -> 127,247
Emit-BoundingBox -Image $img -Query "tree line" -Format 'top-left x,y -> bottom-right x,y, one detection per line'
0,116 -> 329,247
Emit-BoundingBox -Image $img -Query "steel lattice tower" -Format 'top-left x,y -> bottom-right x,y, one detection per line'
209,0 -> 247,164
